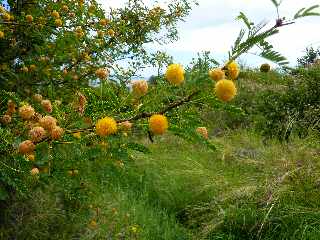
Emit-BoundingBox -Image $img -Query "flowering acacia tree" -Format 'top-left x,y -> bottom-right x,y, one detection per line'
0,0 -> 319,203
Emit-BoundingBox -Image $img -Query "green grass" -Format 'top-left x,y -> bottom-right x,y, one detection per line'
134,130 -> 320,239
3,129 -> 320,239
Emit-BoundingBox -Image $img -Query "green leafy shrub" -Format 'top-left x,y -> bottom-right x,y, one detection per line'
297,46 -> 320,67
255,66 -> 320,140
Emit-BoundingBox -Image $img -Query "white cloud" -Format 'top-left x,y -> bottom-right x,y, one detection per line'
97,0 -> 320,67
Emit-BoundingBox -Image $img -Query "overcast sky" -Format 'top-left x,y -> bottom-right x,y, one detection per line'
98,0 -> 320,71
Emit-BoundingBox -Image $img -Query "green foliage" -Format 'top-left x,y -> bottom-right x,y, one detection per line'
255,66 -> 320,140
294,5 -> 320,19
270,0 -> 281,7
1,0 -> 320,239
0,0 -> 193,94
297,46 -> 320,67
259,40 -> 288,65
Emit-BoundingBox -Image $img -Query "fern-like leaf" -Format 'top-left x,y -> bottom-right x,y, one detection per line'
294,5 -> 320,19
260,49 -> 289,65
236,12 -> 253,29
270,0 -> 281,7
231,29 -> 246,54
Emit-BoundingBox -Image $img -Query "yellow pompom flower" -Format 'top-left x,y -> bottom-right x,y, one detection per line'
39,116 -> 57,131
50,126 -> 64,140
196,127 -> 208,139
51,10 -> 60,19
215,79 -> 237,102
26,15 -> 33,23
95,68 -> 109,80
75,26 -> 85,38
26,154 -> 35,161
0,31 -> 4,39
227,61 -> 240,80
55,19 -> 63,27
88,220 -> 98,229
209,68 -> 225,81
107,29 -> 115,37
19,105 -> 35,120
62,5 -> 69,12
29,126 -> 46,142
2,13 -> 11,21
73,132 -> 81,139
165,64 -> 185,85
30,167 -> 40,176
95,117 -> 117,137
99,19 -> 109,26
132,80 -> 148,97
29,64 -> 36,71
149,114 -> 168,135
19,140 -> 35,154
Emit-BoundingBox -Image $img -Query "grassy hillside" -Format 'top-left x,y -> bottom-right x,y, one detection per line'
2,129 -> 320,239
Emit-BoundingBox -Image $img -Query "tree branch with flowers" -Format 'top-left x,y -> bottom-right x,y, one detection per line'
0,0 -> 319,199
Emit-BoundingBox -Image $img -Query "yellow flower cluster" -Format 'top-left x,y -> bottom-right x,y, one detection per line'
196,127 -> 208,139
30,167 -> 40,176
227,61 -> 240,80
50,126 -> 64,140
40,116 -> 57,130
41,99 -> 53,113
95,117 -> 118,136
107,29 -> 115,37
132,80 -> 148,97
55,19 -> 63,27
26,15 -> 33,23
210,61 -> 239,102
51,10 -> 60,19
209,68 -> 225,82
29,126 -> 46,142
75,26 -> 85,38
19,140 -> 35,154
149,114 -> 168,135
165,64 -> 185,85
95,68 -> 109,80
100,18 -> 109,26
19,105 -> 35,120
215,79 -> 237,102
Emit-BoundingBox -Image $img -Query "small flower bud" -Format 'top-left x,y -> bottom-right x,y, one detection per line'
1,114 -> 12,124
41,100 -> 53,113
30,167 -> 39,176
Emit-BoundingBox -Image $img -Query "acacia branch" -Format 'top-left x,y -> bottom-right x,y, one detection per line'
118,90 -> 200,123
65,90 -> 200,134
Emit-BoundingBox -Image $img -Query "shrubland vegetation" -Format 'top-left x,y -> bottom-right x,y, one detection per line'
0,0 -> 320,239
